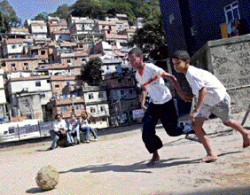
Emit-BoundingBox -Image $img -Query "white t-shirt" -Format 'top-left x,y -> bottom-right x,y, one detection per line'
53,119 -> 68,132
136,63 -> 172,104
80,119 -> 89,129
185,66 -> 227,106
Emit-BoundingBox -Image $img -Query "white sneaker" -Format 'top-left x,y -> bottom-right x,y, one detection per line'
185,134 -> 200,143
182,123 -> 193,134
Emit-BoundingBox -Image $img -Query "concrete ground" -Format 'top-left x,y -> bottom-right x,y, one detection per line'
0,112 -> 249,195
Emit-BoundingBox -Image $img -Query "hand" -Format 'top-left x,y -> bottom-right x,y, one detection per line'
141,104 -> 147,111
189,111 -> 198,122
179,92 -> 193,102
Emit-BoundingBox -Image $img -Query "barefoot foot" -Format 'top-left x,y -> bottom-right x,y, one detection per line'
147,152 -> 160,167
243,133 -> 250,148
201,155 -> 218,163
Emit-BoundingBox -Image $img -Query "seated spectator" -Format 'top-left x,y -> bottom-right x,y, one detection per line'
80,111 -> 98,143
68,114 -> 81,144
48,114 -> 73,150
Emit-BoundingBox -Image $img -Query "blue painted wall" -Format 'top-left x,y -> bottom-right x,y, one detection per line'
160,0 -> 188,55
160,0 -> 250,56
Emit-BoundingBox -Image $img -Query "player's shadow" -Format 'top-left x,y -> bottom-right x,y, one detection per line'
218,150 -> 243,157
60,157 -> 200,174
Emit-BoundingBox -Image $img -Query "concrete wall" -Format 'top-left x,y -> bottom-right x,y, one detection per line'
192,34 -> 250,112
9,79 -> 51,94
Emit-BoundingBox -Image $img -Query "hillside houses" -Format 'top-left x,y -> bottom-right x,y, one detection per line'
0,14 -> 143,128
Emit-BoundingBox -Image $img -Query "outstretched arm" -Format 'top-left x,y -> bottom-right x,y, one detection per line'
140,87 -> 148,111
161,72 -> 192,102
190,87 -> 207,122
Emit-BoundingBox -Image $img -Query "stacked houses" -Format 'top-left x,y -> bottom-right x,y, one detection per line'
0,14 -> 143,128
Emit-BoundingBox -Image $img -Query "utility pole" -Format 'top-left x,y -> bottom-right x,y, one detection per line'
71,94 -> 75,115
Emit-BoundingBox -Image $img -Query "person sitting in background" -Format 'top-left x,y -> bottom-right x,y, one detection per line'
80,111 -> 98,143
48,114 -> 73,150
68,114 -> 81,144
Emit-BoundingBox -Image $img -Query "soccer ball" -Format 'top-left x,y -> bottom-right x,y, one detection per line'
36,165 -> 59,191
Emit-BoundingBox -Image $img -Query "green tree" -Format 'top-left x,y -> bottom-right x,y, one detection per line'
0,11 -> 7,32
33,12 -> 48,21
81,57 -> 103,86
71,0 -> 104,19
129,13 -> 167,56
71,0 -> 135,22
0,0 -> 21,31
49,4 -> 71,20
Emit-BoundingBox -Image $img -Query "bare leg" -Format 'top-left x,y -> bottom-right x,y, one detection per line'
193,118 -> 217,163
223,120 -> 250,148
147,150 -> 160,167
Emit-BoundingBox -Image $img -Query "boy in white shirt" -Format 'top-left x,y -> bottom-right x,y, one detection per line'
48,114 -> 73,150
172,50 -> 250,162
128,48 -> 194,166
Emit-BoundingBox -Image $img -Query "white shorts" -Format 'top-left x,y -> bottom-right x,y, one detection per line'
197,93 -> 232,122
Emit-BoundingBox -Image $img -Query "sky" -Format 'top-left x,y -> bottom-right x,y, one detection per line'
8,0 -> 77,23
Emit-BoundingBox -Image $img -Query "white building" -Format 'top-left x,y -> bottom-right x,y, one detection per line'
1,38 -> 32,58
51,30 -> 71,42
0,69 -> 7,121
7,75 -> 52,121
69,16 -> 95,35
136,17 -> 145,29
27,20 -> 48,39
101,56 -> 123,79
82,86 -> 109,129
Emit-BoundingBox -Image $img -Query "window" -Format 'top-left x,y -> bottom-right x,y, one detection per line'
61,106 -> 67,113
35,81 -> 41,87
12,45 -> 17,49
90,107 -> 96,113
11,63 -> 16,67
8,127 -> 15,134
47,80 -> 50,83
55,84 -> 59,88
190,25 -> 198,36
102,117 -> 106,121
98,92 -> 104,98
26,114 -> 32,119
88,93 -> 94,99
40,93 -> 46,98
41,50 -> 45,55
168,13 -> 175,24
100,106 -> 104,112
224,1 -> 240,24
67,59 -> 71,63
74,104 -> 83,111
24,63 -> 29,69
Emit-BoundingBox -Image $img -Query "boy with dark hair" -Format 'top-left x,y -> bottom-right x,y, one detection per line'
128,48 -> 194,166
172,50 -> 250,162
